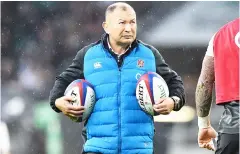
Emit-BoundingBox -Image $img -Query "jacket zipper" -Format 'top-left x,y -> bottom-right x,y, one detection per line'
117,55 -> 122,154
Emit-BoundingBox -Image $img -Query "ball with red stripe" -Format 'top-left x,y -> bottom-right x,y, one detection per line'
136,72 -> 169,115
64,79 -> 96,122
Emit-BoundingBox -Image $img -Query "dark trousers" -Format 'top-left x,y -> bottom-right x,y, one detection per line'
215,133 -> 239,154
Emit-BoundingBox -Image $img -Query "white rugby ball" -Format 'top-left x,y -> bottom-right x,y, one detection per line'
136,72 -> 169,116
64,79 -> 96,122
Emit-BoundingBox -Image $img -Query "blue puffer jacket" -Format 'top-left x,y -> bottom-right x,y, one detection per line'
49,34 -> 185,154
83,42 -> 156,154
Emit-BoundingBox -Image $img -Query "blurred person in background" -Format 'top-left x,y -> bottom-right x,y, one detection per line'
0,121 -> 11,154
195,18 -> 239,154
50,2 -> 185,154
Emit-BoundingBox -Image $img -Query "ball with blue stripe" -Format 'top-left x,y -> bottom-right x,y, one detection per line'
136,72 -> 169,116
64,79 -> 96,122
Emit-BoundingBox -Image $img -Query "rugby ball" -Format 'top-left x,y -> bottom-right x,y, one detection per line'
64,79 -> 96,122
136,72 -> 169,116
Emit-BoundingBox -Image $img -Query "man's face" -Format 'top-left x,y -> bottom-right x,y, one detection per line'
105,8 -> 137,45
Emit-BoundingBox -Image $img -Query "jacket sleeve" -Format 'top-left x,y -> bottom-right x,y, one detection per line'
151,46 -> 186,111
49,47 -> 87,113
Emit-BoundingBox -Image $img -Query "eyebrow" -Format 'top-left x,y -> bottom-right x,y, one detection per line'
118,18 -> 136,21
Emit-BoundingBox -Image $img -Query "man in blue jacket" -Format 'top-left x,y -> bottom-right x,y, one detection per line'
49,2 -> 185,154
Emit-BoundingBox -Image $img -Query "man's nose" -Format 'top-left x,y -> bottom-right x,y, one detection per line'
124,23 -> 131,32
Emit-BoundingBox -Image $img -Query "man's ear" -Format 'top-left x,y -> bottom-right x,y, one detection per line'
102,21 -> 109,34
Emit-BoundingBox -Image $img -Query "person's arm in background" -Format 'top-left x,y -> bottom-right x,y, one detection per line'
0,122 -> 11,154
195,35 -> 217,151
149,46 -> 186,114
49,46 -> 89,117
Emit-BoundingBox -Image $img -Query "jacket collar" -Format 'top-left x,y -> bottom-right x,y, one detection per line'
101,33 -> 138,56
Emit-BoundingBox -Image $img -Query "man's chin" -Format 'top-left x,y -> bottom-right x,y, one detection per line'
121,39 -> 134,44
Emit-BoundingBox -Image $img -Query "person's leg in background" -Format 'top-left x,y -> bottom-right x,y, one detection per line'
215,101 -> 239,154
215,133 -> 239,154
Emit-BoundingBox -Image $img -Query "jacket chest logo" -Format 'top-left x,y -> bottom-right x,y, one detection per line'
137,59 -> 144,68
94,62 -> 102,69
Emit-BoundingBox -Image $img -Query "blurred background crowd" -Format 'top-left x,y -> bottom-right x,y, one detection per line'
1,1 -> 239,154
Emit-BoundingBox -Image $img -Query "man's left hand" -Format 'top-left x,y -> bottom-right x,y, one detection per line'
153,97 -> 174,115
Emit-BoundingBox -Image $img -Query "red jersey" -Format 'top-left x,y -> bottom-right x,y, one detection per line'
210,18 -> 240,104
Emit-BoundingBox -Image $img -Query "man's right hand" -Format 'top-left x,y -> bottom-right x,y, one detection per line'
198,126 -> 217,151
55,96 -> 85,118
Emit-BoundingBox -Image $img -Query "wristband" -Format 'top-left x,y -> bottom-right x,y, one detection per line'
198,116 -> 210,129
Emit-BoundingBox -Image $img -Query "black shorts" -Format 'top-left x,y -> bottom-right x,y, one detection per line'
215,133 -> 239,154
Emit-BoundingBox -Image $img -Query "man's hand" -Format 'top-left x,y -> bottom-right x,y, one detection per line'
198,126 -> 217,151
153,97 -> 174,115
55,96 -> 85,118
